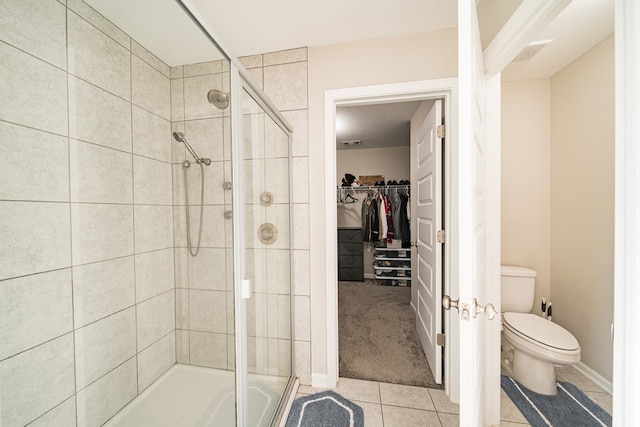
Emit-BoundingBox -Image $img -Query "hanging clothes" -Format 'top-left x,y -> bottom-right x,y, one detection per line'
398,193 -> 411,242
392,194 -> 403,240
378,193 -> 388,242
361,193 -> 379,242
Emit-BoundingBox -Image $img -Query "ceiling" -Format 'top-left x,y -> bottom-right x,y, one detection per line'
86,0 -> 614,150
336,101 -> 425,150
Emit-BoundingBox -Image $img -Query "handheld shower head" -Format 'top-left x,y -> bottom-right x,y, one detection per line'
172,132 -> 211,166
172,131 -> 186,143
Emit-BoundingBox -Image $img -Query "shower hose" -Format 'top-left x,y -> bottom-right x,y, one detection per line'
183,162 -> 205,257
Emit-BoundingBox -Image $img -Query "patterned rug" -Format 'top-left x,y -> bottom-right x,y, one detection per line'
285,391 -> 364,427
501,375 -> 611,427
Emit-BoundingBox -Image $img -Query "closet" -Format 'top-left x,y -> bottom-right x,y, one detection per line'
337,182 -> 411,284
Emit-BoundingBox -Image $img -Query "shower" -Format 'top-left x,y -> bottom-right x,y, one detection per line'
173,131 -> 210,257
207,89 -> 230,110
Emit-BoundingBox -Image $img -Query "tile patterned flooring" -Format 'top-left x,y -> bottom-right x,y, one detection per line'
296,365 -> 612,426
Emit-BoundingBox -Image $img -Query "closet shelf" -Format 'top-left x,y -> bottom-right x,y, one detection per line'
375,274 -> 412,280
374,265 -> 411,271
374,256 -> 410,261
373,245 -> 412,286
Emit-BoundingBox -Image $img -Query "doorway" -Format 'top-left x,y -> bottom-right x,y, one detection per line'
323,79 -> 459,399
336,100 -> 437,387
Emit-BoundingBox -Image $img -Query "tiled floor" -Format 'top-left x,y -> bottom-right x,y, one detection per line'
296,366 -> 612,426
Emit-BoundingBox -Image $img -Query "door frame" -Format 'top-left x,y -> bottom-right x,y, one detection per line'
323,78 -> 460,401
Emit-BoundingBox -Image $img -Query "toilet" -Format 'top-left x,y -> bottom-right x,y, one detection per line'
500,265 -> 581,395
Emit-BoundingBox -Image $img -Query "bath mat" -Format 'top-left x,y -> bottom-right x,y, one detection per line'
285,390 -> 364,427
501,375 -> 611,427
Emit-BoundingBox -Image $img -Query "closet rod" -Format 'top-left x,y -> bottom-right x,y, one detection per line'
337,185 -> 410,192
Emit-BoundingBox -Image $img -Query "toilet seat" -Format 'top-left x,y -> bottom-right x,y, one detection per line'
503,312 -> 580,352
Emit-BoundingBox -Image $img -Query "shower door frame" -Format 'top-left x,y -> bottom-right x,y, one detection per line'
229,65 -> 297,427
175,1 -> 297,425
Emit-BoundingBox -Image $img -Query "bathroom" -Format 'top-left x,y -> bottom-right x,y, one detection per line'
500,35 -> 614,396
0,0 -> 620,424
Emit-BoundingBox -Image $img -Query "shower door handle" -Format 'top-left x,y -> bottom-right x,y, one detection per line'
242,279 -> 252,300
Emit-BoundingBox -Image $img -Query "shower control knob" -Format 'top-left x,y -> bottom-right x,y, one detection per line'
222,182 -> 232,190
224,210 -> 232,219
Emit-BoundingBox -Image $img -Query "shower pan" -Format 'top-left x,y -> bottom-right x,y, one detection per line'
0,0 -> 295,426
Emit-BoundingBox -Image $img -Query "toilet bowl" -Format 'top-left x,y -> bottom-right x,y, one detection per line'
502,312 -> 580,395
500,265 -> 581,395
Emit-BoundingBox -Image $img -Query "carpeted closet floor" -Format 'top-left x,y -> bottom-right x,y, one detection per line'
338,280 -> 443,389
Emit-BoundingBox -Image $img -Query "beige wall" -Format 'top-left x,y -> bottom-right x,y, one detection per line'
308,29 -> 457,381
550,36 -> 614,382
501,79 -> 551,314
336,146 -> 410,228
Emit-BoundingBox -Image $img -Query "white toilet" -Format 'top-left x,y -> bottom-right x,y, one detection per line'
500,265 -> 581,395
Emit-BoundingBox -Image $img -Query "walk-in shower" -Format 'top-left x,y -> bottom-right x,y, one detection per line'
0,0 -> 295,426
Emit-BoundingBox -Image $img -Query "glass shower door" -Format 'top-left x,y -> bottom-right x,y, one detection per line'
239,84 -> 293,426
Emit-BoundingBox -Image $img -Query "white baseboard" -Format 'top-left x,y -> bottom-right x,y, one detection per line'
410,300 -> 417,314
311,373 -> 329,389
573,362 -> 613,395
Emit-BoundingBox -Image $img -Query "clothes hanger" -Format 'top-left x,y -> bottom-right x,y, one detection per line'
344,193 -> 358,203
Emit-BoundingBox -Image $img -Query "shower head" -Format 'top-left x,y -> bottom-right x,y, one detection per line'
207,89 -> 230,110
172,132 -> 211,166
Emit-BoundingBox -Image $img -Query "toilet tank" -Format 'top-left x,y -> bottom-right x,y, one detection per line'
501,265 -> 537,313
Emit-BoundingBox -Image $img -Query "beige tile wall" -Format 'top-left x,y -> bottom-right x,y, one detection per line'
170,58 -> 235,371
0,0 -> 176,425
1,1 -> 308,425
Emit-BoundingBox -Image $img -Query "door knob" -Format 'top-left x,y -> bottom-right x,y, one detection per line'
442,295 -> 458,311
473,298 -> 497,320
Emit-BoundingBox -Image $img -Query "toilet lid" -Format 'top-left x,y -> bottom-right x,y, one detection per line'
503,312 -> 580,351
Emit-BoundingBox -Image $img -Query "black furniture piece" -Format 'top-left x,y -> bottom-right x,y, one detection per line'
337,228 -> 364,281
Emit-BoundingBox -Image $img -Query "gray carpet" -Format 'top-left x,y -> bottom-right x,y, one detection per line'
338,280 -> 442,388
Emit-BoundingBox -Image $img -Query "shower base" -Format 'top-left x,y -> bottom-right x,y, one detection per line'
105,364 -> 289,427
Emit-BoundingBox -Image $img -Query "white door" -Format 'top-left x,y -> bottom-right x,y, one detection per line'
456,0 -> 567,424
412,100 -> 443,384
457,0 -> 491,424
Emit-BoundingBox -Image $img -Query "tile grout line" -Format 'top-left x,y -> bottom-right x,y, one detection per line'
63,4 -> 81,425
